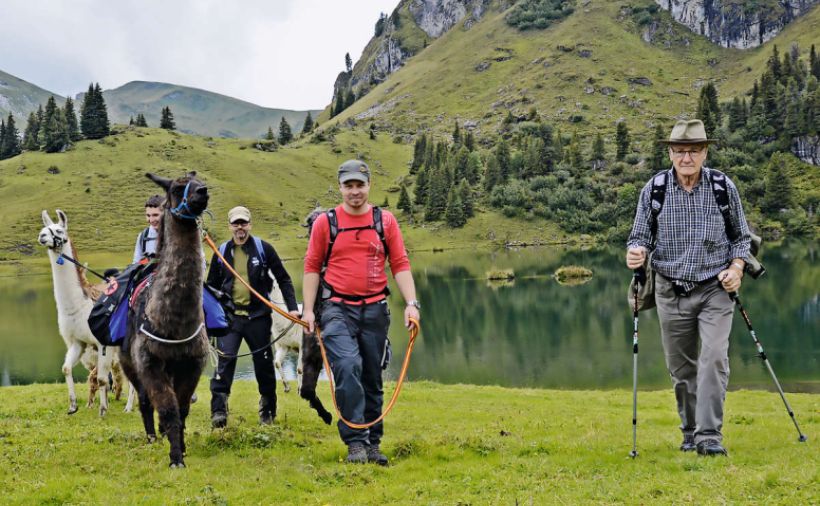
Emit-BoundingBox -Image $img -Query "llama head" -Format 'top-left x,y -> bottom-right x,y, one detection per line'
38,209 -> 69,251
146,171 -> 209,221
303,206 -> 326,237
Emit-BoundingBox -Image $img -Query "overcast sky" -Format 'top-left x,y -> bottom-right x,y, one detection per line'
0,0 -> 399,110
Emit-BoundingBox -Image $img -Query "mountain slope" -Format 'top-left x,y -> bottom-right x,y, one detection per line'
329,0 -> 820,144
101,81 -> 321,139
0,70 -> 64,120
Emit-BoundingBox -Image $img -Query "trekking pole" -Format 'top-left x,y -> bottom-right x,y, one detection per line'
728,291 -> 807,443
630,267 -> 645,458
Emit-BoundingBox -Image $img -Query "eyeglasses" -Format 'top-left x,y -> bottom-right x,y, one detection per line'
230,221 -> 250,227
670,148 -> 705,158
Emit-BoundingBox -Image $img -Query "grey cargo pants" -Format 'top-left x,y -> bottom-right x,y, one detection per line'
655,274 -> 734,444
320,300 -> 391,445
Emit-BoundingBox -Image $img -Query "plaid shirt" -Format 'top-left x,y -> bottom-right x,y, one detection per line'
627,167 -> 751,292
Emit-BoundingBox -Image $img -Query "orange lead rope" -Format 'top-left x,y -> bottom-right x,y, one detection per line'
202,231 -> 419,429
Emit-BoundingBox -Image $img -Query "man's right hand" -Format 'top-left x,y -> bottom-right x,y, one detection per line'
302,309 -> 316,333
626,247 -> 647,270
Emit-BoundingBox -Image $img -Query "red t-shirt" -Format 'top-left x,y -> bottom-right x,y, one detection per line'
304,205 -> 410,304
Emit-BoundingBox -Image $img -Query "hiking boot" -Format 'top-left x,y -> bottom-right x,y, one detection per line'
696,439 -> 728,456
211,411 -> 227,429
367,444 -> 389,466
680,434 -> 696,452
346,442 -> 367,464
259,411 -> 275,425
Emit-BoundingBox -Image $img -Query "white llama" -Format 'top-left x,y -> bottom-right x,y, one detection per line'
270,277 -> 303,393
38,209 -> 130,415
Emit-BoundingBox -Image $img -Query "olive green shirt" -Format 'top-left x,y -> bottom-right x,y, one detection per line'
231,245 -> 251,315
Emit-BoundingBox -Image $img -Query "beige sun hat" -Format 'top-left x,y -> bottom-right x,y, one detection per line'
662,119 -> 716,145
228,206 -> 251,223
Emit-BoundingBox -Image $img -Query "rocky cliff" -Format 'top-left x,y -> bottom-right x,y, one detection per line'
333,0 -> 489,104
653,0 -> 819,49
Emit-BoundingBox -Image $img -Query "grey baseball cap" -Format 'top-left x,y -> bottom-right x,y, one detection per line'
338,159 -> 370,183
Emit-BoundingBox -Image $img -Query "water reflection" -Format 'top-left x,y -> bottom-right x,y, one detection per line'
1,241 -> 817,392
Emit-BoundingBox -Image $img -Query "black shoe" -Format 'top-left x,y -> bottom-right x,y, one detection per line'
367,444 -> 389,466
346,442 -> 367,464
259,411 -> 275,425
696,439 -> 728,456
680,434 -> 696,452
211,411 -> 227,429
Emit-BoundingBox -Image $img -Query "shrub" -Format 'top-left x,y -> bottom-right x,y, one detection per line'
505,0 -> 575,31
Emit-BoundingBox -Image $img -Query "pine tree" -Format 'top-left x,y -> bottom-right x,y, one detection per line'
452,122 -> 461,146
160,106 -> 176,130
464,131 -> 476,152
397,184 -> 413,214
64,97 -> 80,142
761,156 -> 794,215
0,120 -> 5,159
768,45 -> 782,82
41,96 -> 69,153
3,114 -> 22,159
136,113 -> 148,127
301,112 -> 314,134
93,83 -> 110,137
590,132 -> 605,167
424,165 -> 448,221
566,131 -> 583,173
80,83 -> 109,139
466,151 -> 483,185
129,116 -> 134,126
648,124 -> 667,172
728,97 -> 746,131
495,139 -> 511,182
369,123 -> 377,140
23,111 -> 40,151
265,126 -> 275,140
452,146 -> 470,182
332,88 -> 345,117
811,44 -> 820,79
411,133 -> 427,174
783,78 -> 804,138
444,186 -> 466,228
697,82 -> 720,137
615,121 -> 630,161
458,178 -> 474,218
483,154 -> 501,191
277,117 -> 293,145
344,88 -> 356,109
414,165 -> 429,205
345,52 -> 353,73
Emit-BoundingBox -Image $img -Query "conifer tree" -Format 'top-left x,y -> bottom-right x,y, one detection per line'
464,131 -> 476,152
590,132 -> 605,167
136,113 -> 148,127
93,83 -> 110,137
466,151 -> 483,184
64,97 -> 80,142
344,88 -> 356,109
452,146 -> 470,182
23,111 -> 40,151
129,116 -> 135,126
369,123 -> 377,140
160,106 -> 176,130
458,178 -> 474,218
783,78 -> 804,138
411,133 -> 427,174
3,114 -> 22,159
345,53 -> 353,73
424,165 -> 448,221
414,165 -> 429,206
332,88 -> 345,117
566,131 -> 583,172
452,121 -> 461,146
301,112 -> 314,134
697,82 -> 720,137
728,97 -> 746,131
768,45 -> 782,82
397,184 -> 413,214
81,83 -> 110,139
42,96 -> 69,153
444,186 -> 466,228
761,157 -> 794,215
648,124 -> 667,172
0,120 -> 5,159
495,139 -> 511,182
265,126 -> 275,140
615,121 -> 630,161
483,154 -> 501,191
811,44 -> 820,80
278,116 -> 293,145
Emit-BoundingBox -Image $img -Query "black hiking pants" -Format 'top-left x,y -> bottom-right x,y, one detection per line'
210,314 -> 276,416
320,300 -> 391,446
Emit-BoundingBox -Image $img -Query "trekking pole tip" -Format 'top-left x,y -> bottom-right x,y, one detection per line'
629,450 -> 638,458
799,434 -> 808,443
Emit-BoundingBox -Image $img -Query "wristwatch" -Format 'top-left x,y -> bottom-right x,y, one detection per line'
406,299 -> 421,310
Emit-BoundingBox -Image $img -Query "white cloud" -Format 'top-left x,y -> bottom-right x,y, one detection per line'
0,0 -> 398,109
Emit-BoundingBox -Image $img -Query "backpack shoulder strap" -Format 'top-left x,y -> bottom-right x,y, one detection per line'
218,241 -> 229,265
139,227 -> 151,253
323,209 -> 339,270
253,236 -> 267,267
649,172 -> 668,243
707,169 -> 738,241
372,206 -> 389,258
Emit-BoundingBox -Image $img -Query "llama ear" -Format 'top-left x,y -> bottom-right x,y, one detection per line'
56,210 -> 68,229
186,171 -> 197,178
146,173 -> 172,190
42,210 -> 54,226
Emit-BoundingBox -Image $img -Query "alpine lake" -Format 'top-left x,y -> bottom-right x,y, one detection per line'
1,241 -> 817,394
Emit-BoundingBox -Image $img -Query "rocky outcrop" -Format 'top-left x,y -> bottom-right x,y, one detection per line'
409,0 -> 489,38
653,0 -> 820,49
792,136 -> 820,166
334,0 -> 490,104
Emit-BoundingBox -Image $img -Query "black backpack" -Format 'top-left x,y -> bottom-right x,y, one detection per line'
649,169 -> 765,278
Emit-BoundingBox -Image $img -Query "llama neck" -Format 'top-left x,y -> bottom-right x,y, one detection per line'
47,240 -> 88,315
145,217 -> 203,329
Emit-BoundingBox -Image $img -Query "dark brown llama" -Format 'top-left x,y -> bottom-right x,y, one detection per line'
119,172 -> 209,468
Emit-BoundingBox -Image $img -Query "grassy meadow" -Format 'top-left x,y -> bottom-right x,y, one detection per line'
0,380 -> 817,504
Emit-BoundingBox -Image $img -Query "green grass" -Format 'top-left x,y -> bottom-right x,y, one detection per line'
0,381 -> 817,504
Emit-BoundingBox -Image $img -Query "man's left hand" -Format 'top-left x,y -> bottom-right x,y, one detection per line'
404,305 -> 420,329
718,268 -> 742,293
288,310 -> 301,320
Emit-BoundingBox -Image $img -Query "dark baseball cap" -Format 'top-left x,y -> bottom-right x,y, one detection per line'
338,160 -> 370,183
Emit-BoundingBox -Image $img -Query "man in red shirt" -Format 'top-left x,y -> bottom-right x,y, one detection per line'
303,159 -> 420,465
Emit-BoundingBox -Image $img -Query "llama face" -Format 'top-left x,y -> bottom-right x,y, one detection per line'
146,171 -> 209,219
39,210 -> 68,250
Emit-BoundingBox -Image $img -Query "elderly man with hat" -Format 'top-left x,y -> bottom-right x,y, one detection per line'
207,206 -> 300,428
302,160 -> 420,465
626,120 -> 751,456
